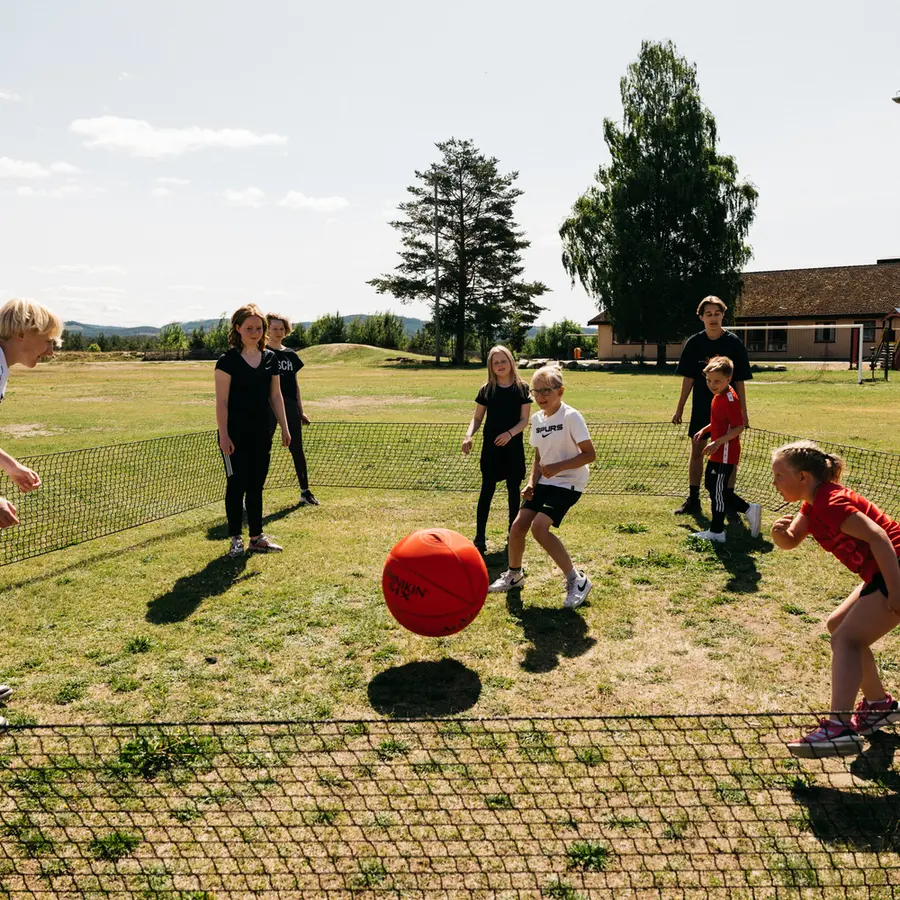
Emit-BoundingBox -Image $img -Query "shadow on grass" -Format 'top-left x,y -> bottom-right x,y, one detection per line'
367,658 -> 481,717
678,517 -> 771,594
206,504 -> 301,542
146,554 -> 253,624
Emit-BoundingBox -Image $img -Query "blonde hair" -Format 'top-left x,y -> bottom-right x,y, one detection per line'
531,363 -> 564,389
703,355 -> 733,378
772,440 -> 845,485
228,304 -> 267,351
266,312 -> 292,332
697,295 -> 727,316
0,298 -> 63,344
483,345 -> 527,397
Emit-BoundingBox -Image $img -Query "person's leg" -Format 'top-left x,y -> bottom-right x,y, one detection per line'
224,446 -> 246,537
246,443 -> 271,540
475,478 -> 497,546
830,589 -> 899,719
530,513 -> 574,574
707,463 -> 727,534
291,429 -> 310,493
505,479 -> 521,532
827,584 -> 886,706
507,509 -> 538,568
725,488 -> 749,515
675,424 -> 707,514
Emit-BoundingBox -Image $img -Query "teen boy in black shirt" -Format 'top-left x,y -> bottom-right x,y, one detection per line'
671,296 -> 752,515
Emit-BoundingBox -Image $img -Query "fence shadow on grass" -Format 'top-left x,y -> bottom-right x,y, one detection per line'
367,658 -> 481,717
146,554 -> 252,624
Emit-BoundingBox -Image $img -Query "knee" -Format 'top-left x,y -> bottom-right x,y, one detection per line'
509,517 -> 528,538
826,612 -> 842,635
530,520 -> 551,543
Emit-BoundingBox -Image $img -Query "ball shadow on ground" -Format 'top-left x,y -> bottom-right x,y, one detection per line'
367,658 -> 481,718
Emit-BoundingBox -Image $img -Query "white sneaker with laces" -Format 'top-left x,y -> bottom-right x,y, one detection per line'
691,530 -> 726,543
565,571 -> 592,609
228,536 -> 244,558
745,503 -> 762,538
488,569 -> 525,593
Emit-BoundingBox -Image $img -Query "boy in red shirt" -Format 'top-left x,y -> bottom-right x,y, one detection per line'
691,356 -> 761,543
771,440 -> 900,758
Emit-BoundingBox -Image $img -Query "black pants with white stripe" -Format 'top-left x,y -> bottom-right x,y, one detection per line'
222,435 -> 272,538
705,461 -> 749,533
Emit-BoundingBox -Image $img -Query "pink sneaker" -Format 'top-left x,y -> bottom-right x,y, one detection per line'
851,693 -> 900,736
787,718 -> 863,759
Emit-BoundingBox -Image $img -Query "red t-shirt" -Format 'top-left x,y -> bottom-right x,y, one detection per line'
800,482 -> 900,583
708,386 -> 743,465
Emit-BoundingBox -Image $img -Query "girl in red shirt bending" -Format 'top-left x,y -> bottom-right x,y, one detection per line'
771,440 -> 900,758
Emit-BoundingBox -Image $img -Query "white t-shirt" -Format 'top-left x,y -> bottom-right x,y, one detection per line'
0,347 -> 8,403
529,402 -> 592,491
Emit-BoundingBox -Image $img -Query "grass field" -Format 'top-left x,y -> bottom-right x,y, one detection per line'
0,348 -> 897,727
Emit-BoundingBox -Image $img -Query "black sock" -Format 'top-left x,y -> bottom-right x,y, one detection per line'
689,485 -> 700,501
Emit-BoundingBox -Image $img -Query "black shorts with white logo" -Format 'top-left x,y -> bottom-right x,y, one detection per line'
522,482 -> 582,528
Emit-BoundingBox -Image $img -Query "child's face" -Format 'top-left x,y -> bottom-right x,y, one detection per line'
705,371 -> 731,395
490,352 -> 511,379
237,316 -> 264,348
268,320 -> 286,343
699,305 -> 724,331
18,330 -> 56,368
771,456 -> 807,502
531,380 -> 563,411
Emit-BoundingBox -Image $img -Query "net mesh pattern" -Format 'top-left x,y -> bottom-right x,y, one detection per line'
0,423 -> 898,567
1,717 -> 898,899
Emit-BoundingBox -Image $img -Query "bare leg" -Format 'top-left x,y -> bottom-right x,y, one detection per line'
826,584 -> 885,702
530,513 -> 574,574
507,509 -> 538,569
689,439 -> 704,488
829,588 -> 900,720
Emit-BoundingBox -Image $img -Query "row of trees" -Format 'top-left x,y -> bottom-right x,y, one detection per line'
370,40 -> 757,366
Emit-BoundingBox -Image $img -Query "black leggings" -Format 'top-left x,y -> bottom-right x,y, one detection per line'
476,478 -> 521,544
705,461 -> 749,532
271,405 -> 309,491
223,437 -> 271,537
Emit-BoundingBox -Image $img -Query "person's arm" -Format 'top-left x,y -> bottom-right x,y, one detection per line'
214,369 -> 234,455
839,514 -> 900,614
672,377 -> 694,425
462,403 -> 487,455
269,377 -> 291,446
495,403 -> 532,447
733,380 -> 749,428
703,424 -> 745,457
0,447 -> 41,493
523,446 -> 540,499
540,439 -> 597,478
692,423 -> 712,443
295,374 -> 310,425
771,511 -> 811,550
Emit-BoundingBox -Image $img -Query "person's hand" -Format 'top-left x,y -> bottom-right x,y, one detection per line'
462,436 -> 473,455
771,515 -> 793,537
672,408 -> 684,425
281,427 -> 291,447
702,439 -> 721,458
692,430 -> 708,444
743,412 -> 750,428
9,465 -> 41,493
494,431 -> 512,447
0,496 -> 19,528
219,434 -> 235,455
300,413 -> 311,426
521,483 -> 534,501
541,462 -> 561,478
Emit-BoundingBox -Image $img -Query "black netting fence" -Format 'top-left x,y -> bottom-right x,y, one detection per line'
0,423 -> 898,567
1,716 -> 898,898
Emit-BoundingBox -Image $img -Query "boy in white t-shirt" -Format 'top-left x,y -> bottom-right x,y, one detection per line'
488,364 -> 596,609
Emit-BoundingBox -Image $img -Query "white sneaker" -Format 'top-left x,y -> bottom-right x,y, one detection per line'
691,530 -> 726,543
488,569 -> 525,593
565,571 -> 592,609
228,536 -> 244,558
0,684 -> 11,703
745,503 -> 762,538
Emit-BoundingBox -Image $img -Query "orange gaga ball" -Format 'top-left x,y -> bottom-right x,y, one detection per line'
382,529 -> 489,637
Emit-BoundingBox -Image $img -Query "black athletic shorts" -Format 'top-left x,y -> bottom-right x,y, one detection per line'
860,556 -> 900,598
688,400 -> 712,439
522,482 -> 582,528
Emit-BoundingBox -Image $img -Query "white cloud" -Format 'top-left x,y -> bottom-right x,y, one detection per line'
32,264 -> 128,275
156,176 -> 190,186
16,184 -> 96,199
49,162 -> 81,175
382,198 -> 403,220
168,284 -> 206,292
222,186 -> 265,208
69,116 -> 288,158
278,191 -> 349,212
152,187 -> 172,198
50,285 -> 126,296
0,157 -> 50,179
0,90 -> 22,103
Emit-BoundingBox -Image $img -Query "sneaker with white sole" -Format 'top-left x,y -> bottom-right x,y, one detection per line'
299,490 -> 320,507
0,684 -> 11,703
745,503 -> 762,538
564,571 -> 592,609
851,693 -> 900,736
787,718 -> 863,759
488,569 -> 525,593
249,534 -> 283,552
228,536 -> 244,558
691,530 -> 726,543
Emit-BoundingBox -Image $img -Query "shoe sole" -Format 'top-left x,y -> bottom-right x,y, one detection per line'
787,737 -> 863,759
854,711 -> 900,736
488,581 -> 524,594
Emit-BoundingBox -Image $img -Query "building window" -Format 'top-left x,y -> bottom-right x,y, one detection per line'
815,321 -> 836,343
767,324 -> 788,352
855,320 -> 876,343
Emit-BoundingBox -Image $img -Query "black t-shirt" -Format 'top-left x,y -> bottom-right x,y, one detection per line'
215,348 -> 278,435
267,346 -> 304,401
675,330 -> 752,410
475,381 -> 532,446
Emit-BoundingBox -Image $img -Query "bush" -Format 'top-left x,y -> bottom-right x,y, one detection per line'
308,312 -> 347,345
87,343 -> 101,353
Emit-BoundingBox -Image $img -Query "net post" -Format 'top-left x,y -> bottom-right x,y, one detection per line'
857,323 -> 864,384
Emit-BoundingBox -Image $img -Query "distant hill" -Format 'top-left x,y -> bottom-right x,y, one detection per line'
64,316 -> 597,339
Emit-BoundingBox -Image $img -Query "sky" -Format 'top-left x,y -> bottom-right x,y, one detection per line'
1,0 -> 898,328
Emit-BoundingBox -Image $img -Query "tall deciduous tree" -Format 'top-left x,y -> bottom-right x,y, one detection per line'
369,138 -> 548,364
560,41 -> 758,366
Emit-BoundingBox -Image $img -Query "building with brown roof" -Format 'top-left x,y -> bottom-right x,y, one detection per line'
586,258 -> 900,363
